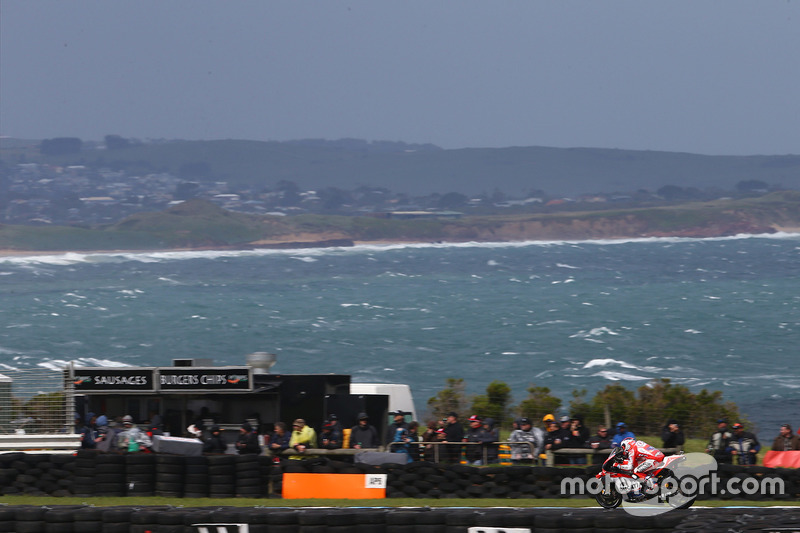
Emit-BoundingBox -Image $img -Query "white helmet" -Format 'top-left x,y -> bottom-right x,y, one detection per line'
621,437 -> 636,453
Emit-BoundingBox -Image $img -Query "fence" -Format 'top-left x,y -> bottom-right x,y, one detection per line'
0,368 -> 73,435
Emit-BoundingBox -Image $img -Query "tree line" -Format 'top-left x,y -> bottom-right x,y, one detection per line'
426,378 -> 745,438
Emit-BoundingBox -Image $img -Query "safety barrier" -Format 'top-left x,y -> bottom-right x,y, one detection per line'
0,449 -> 797,501
545,446 -> 680,466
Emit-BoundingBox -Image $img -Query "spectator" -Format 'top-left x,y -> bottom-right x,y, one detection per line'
349,413 -> 379,449
421,420 -> 439,461
319,416 -> 343,450
568,416 -> 590,464
509,417 -> 543,465
707,419 -> 733,464
542,414 -> 557,433
77,415 -> 96,449
386,410 -> 409,445
235,422 -> 261,455
407,421 -> 422,461
203,425 -> 226,454
442,412 -> 465,464
569,415 -> 591,443
727,423 -> 761,465
483,417 -> 500,464
611,422 -> 635,447
771,424 -> 800,451
390,425 -> 413,462
463,415 -> 495,465
661,419 -> 686,449
546,415 -> 585,465
268,422 -> 291,462
288,418 -> 317,458
117,415 -> 152,453
586,425 -> 613,464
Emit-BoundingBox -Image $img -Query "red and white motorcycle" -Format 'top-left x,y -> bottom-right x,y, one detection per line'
594,446 -> 696,510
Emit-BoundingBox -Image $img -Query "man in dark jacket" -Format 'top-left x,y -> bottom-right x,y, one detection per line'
319,417 -> 343,449
707,419 -> 733,464
771,424 -> 800,451
442,412 -> 464,463
546,415 -> 584,465
586,425 -> 613,464
385,410 -> 409,445
462,415 -> 495,465
350,413 -> 380,449
662,419 -> 686,449
203,425 -> 226,454
726,423 -> 761,465
235,422 -> 261,455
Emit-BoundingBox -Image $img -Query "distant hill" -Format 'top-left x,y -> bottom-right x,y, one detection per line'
2,138 -> 799,197
2,193 -> 799,252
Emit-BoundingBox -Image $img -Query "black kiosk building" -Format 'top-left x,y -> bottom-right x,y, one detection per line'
68,354 -> 389,444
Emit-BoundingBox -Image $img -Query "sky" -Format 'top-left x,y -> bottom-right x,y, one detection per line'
1,1 -> 798,155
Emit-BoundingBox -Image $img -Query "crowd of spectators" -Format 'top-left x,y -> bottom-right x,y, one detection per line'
75,410 -> 800,466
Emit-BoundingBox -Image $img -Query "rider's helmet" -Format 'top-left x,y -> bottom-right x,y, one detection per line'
620,437 -> 636,456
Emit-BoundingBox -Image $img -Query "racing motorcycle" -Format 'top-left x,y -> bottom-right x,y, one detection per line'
593,446 -> 696,510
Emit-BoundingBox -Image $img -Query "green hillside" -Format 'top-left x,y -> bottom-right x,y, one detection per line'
3,138 -> 799,197
2,193 -> 799,252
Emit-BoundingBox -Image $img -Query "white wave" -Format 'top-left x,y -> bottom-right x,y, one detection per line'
556,263 -> 580,269
571,327 -> 620,339
2,231 -> 798,266
582,358 -> 661,374
36,357 -> 133,370
592,370 -> 650,381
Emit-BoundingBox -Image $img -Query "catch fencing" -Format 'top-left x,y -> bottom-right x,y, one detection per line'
0,368 -> 73,435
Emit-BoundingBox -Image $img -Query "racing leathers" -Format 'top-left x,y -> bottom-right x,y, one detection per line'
615,438 -> 664,479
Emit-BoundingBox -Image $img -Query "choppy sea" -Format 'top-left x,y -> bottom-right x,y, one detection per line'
1,234 -> 799,443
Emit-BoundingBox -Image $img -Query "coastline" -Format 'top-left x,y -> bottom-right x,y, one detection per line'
2,226 -> 800,258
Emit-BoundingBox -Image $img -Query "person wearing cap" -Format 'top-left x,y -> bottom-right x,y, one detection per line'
542,414 -> 557,433
117,415 -> 152,453
349,412 -> 379,449
707,419 -> 733,463
610,422 -> 636,447
442,412 -> 465,464
545,415 -> 584,465
320,416 -> 343,450
235,422 -> 262,455
726,423 -> 761,465
771,424 -> 800,451
386,410 -> 409,446
462,415 -> 495,465
288,418 -> 317,458
661,418 -> 685,449
203,425 -> 226,454
509,417 -> 544,465
482,418 -> 500,463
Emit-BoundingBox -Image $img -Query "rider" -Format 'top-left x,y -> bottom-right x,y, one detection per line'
613,437 -> 665,500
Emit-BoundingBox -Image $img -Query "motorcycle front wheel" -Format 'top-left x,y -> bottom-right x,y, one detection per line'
595,487 -> 623,509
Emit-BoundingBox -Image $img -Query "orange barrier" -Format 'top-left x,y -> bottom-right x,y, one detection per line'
762,450 -> 800,468
282,473 -> 387,499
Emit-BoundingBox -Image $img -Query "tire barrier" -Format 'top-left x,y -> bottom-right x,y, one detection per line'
0,506 -> 798,532
0,451 -> 799,502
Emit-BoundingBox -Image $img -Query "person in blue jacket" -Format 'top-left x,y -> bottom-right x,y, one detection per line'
611,422 -> 636,447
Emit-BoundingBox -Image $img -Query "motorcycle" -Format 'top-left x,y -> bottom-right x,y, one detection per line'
594,446 -> 696,510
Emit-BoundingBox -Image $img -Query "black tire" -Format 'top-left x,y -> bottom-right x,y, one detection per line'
595,486 -> 622,509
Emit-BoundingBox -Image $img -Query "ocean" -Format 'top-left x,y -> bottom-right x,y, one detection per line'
1,234 -> 798,443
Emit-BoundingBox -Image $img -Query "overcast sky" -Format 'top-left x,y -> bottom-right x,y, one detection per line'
1,1 -> 798,155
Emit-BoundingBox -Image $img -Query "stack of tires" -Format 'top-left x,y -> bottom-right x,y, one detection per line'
235,454 -> 262,497
155,454 -> 184,497
208,454 -> 237,498
183,455 -> 210,498
125,453 -> 156,497
94,453 -> 126,497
